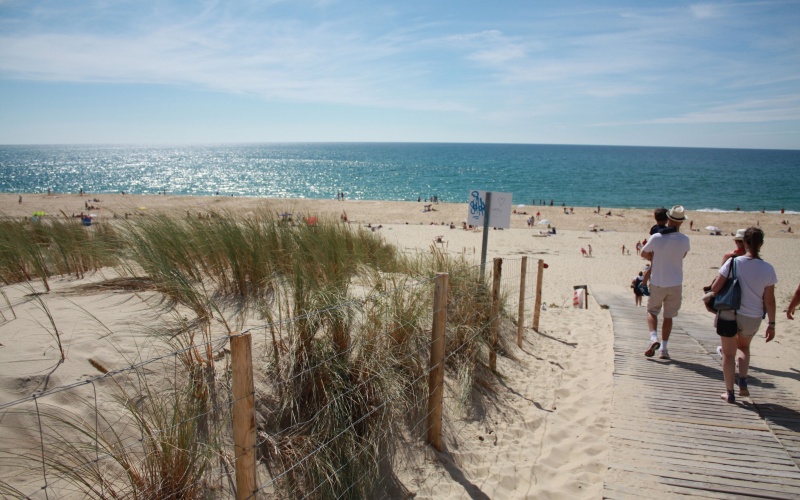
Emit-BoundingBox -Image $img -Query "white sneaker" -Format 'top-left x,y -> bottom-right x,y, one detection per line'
659,349 -> 670,360
716,346 -> 723,357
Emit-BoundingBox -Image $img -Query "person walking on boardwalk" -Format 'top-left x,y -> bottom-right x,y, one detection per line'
711,227 -> 777,403
640,205 -> 691,360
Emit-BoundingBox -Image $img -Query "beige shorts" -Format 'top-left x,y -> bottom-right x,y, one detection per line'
647,285 -> 682,318
717,310 -> 762,338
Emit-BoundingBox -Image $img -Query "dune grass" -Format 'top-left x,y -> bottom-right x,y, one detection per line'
3,368 -> 215,499
0,217 -> 120,291
1,208 -> 517,498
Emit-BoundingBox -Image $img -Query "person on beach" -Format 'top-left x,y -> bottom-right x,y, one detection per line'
640,205 -> 691,360
710,227 -> 776,403
786,282 -> 800,320
722,229 -> 747,264
588,244 -> 592,257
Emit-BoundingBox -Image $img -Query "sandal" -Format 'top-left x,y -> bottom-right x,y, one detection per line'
720,390 -> 735,404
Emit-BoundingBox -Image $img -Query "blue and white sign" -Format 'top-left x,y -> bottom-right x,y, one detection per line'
468,190 -> 512,229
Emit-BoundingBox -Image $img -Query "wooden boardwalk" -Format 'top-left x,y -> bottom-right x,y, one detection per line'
591,285 -> 800,499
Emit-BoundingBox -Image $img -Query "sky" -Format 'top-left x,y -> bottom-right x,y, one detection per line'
0,0 -> 799,149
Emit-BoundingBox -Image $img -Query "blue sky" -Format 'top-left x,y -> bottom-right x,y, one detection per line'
1,0 -> 798,149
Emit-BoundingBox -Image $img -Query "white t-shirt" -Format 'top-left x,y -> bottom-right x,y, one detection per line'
719,256 -> 777,318
641,231 -> 690,287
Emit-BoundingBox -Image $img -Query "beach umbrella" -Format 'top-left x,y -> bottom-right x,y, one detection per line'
538,219 -> 550,225
705,226 -> 721,232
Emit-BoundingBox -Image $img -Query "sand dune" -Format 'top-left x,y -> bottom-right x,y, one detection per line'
1,193 -> 799,498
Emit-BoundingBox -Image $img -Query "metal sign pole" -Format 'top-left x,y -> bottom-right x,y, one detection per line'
480,191 -> 492,281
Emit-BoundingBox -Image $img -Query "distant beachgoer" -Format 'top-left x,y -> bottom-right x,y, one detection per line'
581,247 -> 588,257
711,227 -> 776,403
641,205 -> 690,360
689,220 -> 693,230
621,244 -> 626,255
635,241 -> 642,255
787,282 -> 800,320
550,199 -> 553,206
588,244 -> 593,257
632,272 -> 645,306
18,196 -> 22,204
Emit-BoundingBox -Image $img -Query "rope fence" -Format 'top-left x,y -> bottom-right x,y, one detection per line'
0,256 -> 547,499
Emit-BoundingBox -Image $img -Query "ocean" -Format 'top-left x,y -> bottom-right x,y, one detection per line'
1,143 -> 798,212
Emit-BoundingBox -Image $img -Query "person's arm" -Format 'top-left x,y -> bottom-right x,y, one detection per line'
711,274 -> 727,295
722,251 -> 733,266
641,250 -> 653,261
787,283 -> 800,320
764,285 -> 776,341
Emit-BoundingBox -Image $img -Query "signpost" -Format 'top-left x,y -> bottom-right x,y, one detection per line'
468,190 -> 512,280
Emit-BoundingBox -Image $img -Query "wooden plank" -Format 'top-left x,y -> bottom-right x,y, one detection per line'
609,462 -> 800,498
610,430 -> 793,459
611,449 -> 800,482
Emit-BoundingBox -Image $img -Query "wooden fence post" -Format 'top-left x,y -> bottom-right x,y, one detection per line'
489,258 -> 502,372
427,273 -> 448,452
517,256 -> 527,347
231,333 -> 257,500
533,259 -> 544,333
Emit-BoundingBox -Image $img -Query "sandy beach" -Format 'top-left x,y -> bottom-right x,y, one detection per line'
2,192 -> 799,498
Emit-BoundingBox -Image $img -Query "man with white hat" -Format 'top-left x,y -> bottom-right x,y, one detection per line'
640,205 -> 691,359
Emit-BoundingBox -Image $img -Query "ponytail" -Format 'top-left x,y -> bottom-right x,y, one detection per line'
743,227 -> 764,259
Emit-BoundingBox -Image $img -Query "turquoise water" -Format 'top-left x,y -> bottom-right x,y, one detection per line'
1,143 -> 798,212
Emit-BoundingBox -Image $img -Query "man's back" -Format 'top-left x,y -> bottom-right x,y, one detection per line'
643,232 -> 690,287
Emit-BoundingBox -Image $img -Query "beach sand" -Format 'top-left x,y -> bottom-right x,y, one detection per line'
1,193 -> 799,498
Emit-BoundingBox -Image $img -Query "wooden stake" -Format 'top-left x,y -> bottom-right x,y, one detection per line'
533,259 -> 544,332
517,256 -> 527,347
231,333 -> 257,500
427,273 -> 448,452
489,258 -> 502,372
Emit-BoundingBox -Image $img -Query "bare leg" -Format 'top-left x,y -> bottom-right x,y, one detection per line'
736,335 -> 754,380
720,336 -> 737,391
661,317 -> 673,341
720,335 -> 738,403
647,313 -> 658,334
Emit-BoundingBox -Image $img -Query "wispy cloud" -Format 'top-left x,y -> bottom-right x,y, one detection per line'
0,1 -> 798,147
649,95 -> 800,124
